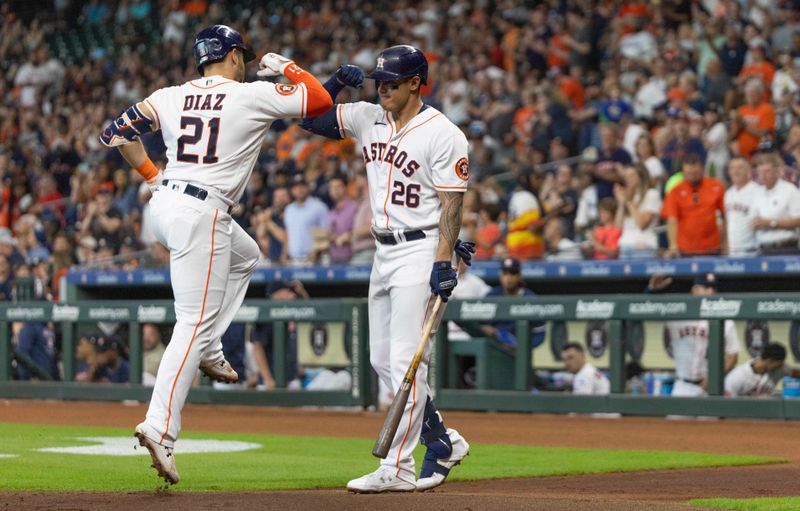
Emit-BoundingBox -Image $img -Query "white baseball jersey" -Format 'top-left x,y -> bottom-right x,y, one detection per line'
724,181 -> 761,255
725,360 -> 786,397
336,103 -> 470,231
572,363 -> 610,395
144,74 -> 310,203
666,320 -> 739,381
751,179 -> 800,246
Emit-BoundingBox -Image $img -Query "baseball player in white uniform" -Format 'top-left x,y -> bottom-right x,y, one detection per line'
561,342 -> 610,395
100,24 -> 332,484
661,273 -> 740,397
724,157 -> 761,256
725,343 -> 800,397
302,45 -> 474,492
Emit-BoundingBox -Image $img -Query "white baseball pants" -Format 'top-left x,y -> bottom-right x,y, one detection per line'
139,185 -> 259,448
369,233 -> 438,480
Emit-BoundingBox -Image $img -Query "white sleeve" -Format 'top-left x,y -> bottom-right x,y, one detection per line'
142,87 -> 169,132
249,81 -> 307,119
430,128 -> 470,192
572,375 -> 592,395
724,364 -> 746,396
337,102 -> 384,142
789,186 -> 800,218
724,320 -> 740,355
642,188 -> 662,214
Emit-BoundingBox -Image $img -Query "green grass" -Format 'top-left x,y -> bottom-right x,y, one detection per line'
692,497 -> 800,511
0,423 -> 783,491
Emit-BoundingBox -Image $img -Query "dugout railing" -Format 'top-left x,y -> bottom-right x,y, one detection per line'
0,299 -> 373,408
2,294 -> 800,419
433,293 -> 800,419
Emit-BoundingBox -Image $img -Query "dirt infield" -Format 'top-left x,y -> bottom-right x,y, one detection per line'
2,399 -> 800,510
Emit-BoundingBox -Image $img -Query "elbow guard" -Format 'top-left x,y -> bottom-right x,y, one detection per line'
300,107 -> 343,140
99,103 -> 155,147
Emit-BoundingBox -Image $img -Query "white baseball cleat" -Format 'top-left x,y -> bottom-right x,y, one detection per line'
346,466 -> 416,493
416,428 -> 470,491
134,423 -> 180,485
199,359 -> 238,383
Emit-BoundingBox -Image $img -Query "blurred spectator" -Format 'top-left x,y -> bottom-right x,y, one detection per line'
474,203 -> 504,261
80,182 -> 123,253
561,342 -> 609,395
615,164 -> 662,259
349,171 -> 375,265
587,197 -> 620,260
284,176 -> 328,264
733,79 -> 776,160
750,155 -> 800,254
12,321 -> 58,380
325,174 -> 358,264
594,123 -> 632,200
725,343 -> 800,397
648,272 -> 739,397
480,257 -> 545,348
506,169 -> 545,260
662,110 -> 707,175
662,155 -> 726,257
253,187 -> 290,266
543,217 -> 581,261
142,323 -> 165,386
574,148 -> 600,234
739,39 -> 775,87
0,254 -> 12,301
725,158 -> 761,256
250,280 -> 309,389
703,103 -> 730,183
634,133 -> 667,188
541,164 -> 578,240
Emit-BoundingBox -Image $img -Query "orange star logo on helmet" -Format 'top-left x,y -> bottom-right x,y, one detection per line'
275,84 -> 298,96
455,157 -> 470,181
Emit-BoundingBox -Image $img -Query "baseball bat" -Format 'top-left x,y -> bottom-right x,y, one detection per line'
372,261 -> 460,459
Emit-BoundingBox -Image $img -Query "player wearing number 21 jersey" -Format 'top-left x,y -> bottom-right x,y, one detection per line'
100,24 -> 331,485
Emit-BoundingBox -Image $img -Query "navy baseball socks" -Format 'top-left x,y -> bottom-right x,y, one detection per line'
416,397 -> 470,491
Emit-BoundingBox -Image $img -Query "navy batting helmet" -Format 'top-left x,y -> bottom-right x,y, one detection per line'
366,45 -> 428,85
193,25 -> 256,75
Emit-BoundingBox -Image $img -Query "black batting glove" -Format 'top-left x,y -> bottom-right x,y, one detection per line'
429,261 -> 457,302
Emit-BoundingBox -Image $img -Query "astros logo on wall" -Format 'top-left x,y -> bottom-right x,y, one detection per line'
455,157 -> 470,181
275,83 -> 298,96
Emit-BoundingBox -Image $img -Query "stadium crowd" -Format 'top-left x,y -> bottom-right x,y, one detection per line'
2,0 -> 800,304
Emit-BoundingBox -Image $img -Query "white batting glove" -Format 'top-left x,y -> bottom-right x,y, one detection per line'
257,53 -> 294,77
147,171 -> 164,193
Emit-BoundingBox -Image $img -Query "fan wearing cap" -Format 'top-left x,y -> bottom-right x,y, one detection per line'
480,258 -> 546,348
649,272 -> 740,397
98,23 -> 332,485
725,343 -> 800,397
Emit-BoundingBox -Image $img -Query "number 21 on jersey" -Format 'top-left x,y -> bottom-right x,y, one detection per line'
177,116 -> 220,164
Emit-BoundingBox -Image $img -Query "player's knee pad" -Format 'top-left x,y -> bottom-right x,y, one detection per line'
100,103 -> 154,147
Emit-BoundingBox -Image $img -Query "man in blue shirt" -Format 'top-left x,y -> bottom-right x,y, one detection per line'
95,336 -> 130,384
481,258 -> 546,348
283,176 -> 329,264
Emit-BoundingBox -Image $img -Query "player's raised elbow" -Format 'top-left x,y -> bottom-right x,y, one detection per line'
305,89 -> 334,117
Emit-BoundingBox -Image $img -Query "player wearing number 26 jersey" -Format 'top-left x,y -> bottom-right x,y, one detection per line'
100,24 -> 331,485
302,45 -> 473,493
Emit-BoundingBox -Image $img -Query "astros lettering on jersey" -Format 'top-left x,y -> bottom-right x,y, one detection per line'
335,102 -> 469,231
